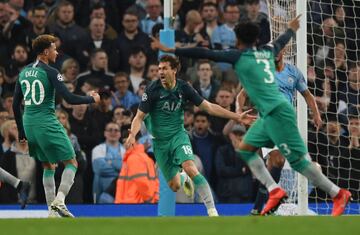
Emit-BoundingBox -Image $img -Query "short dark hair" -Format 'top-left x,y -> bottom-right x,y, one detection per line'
90,48 -> 107,59
194,110 -> 210,120
159,55 -> 180,72
245,0 -> 260,5
234,21 -> 260,45
197,59 -> 212,70
152,23 -> 164,37
129,46 -> 146,57
200,2 -> 218,12
32,5 -> 48,14
223,2 -> 239,12
32,34 -> 56,55
114,72 -> 129,81
90,1 -> 105,13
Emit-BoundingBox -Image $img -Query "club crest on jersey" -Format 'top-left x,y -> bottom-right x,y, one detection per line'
57,74 -> 64,81
142,93 -> 148,101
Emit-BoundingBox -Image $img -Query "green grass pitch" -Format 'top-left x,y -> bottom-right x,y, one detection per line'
0,216 -> 359,235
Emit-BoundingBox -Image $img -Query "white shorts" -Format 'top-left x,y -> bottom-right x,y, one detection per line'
261,146 -> 291,169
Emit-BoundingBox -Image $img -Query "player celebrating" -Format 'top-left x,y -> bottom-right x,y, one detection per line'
13,35 -> 100,217
242,47 -> 323,214
125,55 -> 256,217
151,15 -> 351,216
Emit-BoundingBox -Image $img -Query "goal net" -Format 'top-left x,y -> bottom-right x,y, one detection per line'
267,0 -> 360,215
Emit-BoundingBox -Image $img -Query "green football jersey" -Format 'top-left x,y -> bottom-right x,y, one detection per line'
234,49 -> 288,116
175,28 -> 295,117
18,61 -> 58,125
139,79 -> 204,140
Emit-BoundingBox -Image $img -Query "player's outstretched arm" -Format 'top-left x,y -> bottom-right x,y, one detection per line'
302,89 -> 323,130
151,36 -> 239,64
49,72 -> 98,104
198,100 -> 256,126
12,80 -> 27,142
272,14 -> 301,56
125,109 -> 146,149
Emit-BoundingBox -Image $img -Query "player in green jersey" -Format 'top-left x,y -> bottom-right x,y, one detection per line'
13,35 -> 100,217
152,15 -> 351,216
125,55 -> 256,216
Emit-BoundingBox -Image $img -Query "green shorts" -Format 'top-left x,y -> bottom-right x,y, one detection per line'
153,131 -> 195,182
24,122 -> 75,164
243,103 -> 307,164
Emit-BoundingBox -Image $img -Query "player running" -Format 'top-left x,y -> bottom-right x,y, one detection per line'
151,15 -> 351,216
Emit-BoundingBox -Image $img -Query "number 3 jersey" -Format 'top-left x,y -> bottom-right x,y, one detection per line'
139,79 -> 204,140
174,28 -> 296,117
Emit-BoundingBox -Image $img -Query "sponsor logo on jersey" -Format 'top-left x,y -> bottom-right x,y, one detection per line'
57,74 -> 64,81
142,93 -> 148,101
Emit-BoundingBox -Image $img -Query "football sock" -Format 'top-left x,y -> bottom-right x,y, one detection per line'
253,166 -> 283,211
300,162 -> 340,198
0,167 -> 20,188
43,169 -> 56,207
56,164 -> 77,203
238,150 -> 278,192
193,174 -> 215,210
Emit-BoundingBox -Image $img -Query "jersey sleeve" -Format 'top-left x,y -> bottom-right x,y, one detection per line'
175,47 -> 241,64
264,29 -> 295,56
293,66 -> 308,93
182,82 -> 204,106
12,80 -> 26,140
47,68 -> 95,104
138,86 -> 155,114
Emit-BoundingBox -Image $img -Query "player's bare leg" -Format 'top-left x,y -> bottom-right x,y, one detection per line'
50,158 -> 77,218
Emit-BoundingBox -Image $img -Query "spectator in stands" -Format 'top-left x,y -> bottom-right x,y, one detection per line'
1,93 -> 14,118
92,122 -> 125,203
190,111 -> 225,189
77,17 -> 118,72
55,109 -> 87,203
128,47 -> 147,93
184,105 -> 195,133
199,2 -> 219,44
215,124 -> 253,203
116,8 -> 151,72
339,62 -> 360,114
1,1 -> 31,47
141,0 -> 163,35
0,107 -> 9,146
76,49 -> 115,92
241,0 -> 270,45
193,60 -> 220,103
61,58 -> 80,84
114,133 -> 158,204
0,120 -> 37,204
111,72 -> 140,110
136,80 -> 148,100
175,10 -> 205,78
211,2 -> 240,71
49,0 -> 87,58
24,5 -> 50,60
172,0 -> 183,31
68,103 -> 100,202
3,44 -> 28,94
308,17 -> 344,68
146,63 -> 159,81
209,87 -> 235,136
89,2 -> 118,40
211,2 -> 239,50
112,106 -> 133,132
91,89 -> 113,135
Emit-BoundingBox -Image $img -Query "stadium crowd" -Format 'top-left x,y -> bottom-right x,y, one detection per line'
0,0 -> 359,205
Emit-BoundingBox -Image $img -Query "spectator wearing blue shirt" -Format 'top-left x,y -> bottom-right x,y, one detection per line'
140,0 -> 163,35
111,72 -> 140,110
